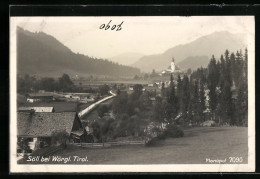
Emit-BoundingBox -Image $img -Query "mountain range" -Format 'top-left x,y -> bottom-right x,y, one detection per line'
132,31 -> 246,72
108,52 -> 144,66
17,27 -> 140,77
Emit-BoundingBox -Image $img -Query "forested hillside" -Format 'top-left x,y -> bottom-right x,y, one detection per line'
17,27 -> 140,77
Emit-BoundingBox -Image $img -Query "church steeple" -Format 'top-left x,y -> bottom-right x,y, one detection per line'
171,57 -> 175,72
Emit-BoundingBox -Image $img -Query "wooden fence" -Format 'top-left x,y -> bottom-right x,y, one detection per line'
73,140 -> 146,148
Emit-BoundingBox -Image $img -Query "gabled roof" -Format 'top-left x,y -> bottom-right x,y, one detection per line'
17,112 -> 77,137
18,107 -> 54,112
28,93 -> 54,97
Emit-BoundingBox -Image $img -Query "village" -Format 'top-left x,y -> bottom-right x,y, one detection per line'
13,24 -> 249,166
16,59 -> 186,159
16,57 -> 240,163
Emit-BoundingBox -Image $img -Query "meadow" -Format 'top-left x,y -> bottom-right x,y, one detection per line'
19,126 -> 248,164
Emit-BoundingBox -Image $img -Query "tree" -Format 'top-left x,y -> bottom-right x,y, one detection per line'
58,74 -> 74,92
177,75 -> 182,95
97,105 -> 109,118
168,79 -> 176,105
170,73 -> 174,88
17,138 -> 30,154
112,92 -> 128,115
208,55 -> 219,120
134,75 -> 139,80
117,88 -> 121,95
187,68 -> 192,75
161,82 -> 165,97
167,75 -> 179,121
181,75 -> 190,118
220,80 -> 233,124
150,69 -> 157,78
99,84 -> 110,96
198,79 -> 206,121
236,82 -> 248,126
177,74 -> 183,113
191,80 -> 200,123
132,84 -> 143,99
153,96 -> 164,123
51,130 -> 70,148
144,73 -> 149,80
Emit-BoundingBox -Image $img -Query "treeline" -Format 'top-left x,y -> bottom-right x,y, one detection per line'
18,73 -> 75,93
17,73 -> 110,95
156,49 -> 248,126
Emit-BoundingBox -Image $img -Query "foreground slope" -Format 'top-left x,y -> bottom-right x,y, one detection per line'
19,127 -> 248,164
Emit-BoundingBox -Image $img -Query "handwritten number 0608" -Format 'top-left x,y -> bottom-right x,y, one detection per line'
100,20 -> 124,31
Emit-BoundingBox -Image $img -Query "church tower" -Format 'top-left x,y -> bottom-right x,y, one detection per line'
171,58 -> 175,73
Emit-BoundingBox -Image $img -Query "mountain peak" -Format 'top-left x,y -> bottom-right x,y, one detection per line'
17,28 -> 140,77
132,31 -> 246,72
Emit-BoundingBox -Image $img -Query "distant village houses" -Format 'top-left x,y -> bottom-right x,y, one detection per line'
18,107 -> 55,113
26,93 -> 54,103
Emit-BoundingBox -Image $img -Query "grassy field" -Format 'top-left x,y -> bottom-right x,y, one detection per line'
19,127 -> 248,164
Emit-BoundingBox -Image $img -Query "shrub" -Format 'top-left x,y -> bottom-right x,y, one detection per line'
51,130 -> 70,148
157,132 -> 166,140
145,137 -> 160,147
163,125 -> 184,138
145,125 -> 184,147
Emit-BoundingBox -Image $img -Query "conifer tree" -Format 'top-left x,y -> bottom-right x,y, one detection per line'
182,75 -> 190,118
161,82 -> 165,98
198,79 -> 206,122
208,55 -> 219,120
191,80 -> 200,123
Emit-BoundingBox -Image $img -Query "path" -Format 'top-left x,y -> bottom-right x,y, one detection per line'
78,91 -> 116,118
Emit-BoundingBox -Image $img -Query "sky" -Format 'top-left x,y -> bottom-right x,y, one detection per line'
12,16 -> 254,59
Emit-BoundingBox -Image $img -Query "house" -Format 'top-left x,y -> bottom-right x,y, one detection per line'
18,107 -> 55,113
129,86 -> 134,91
85,96 -> 95,102
26,93 -> 54,103
64,94 -> 73,98
17,111 -> 86,154
65,94 -> 81,101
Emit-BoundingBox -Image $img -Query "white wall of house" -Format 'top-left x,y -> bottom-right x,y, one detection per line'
28,138 -> 38,151
27,98 -> 40,103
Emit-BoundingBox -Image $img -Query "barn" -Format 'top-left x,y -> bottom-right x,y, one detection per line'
17,111 -> 87,153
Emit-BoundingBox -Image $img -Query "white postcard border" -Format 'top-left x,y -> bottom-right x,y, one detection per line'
9,16 -> 255,173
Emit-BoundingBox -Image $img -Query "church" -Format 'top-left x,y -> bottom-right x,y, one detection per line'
160,58 -> 181,75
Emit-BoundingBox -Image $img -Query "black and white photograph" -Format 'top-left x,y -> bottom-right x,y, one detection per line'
9,15 -> 255,172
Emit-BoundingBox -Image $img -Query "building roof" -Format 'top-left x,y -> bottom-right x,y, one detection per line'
18,107 -> 54,113
28,93 -> 54,98
17,112 -> 78,137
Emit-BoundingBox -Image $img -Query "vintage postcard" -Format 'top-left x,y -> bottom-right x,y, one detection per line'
10,16 -> 255,173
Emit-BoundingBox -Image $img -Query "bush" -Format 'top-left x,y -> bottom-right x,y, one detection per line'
163,125 -> 184,138
145,125 -> 184,147
51,130 -> 70,148
157,133 -> 166,140
145,137 -> 160,147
